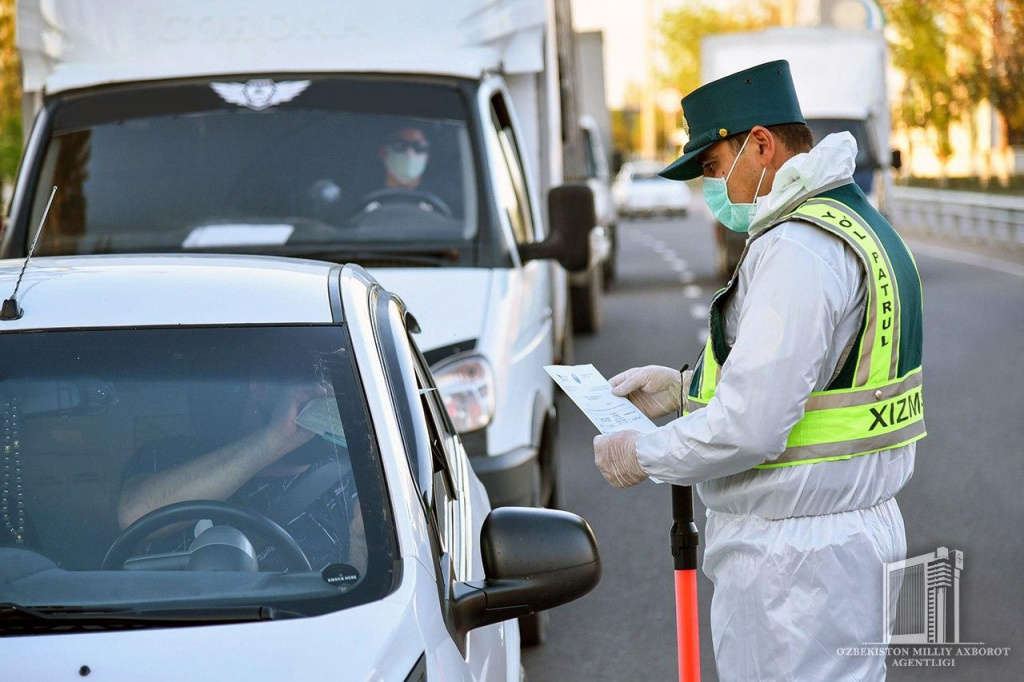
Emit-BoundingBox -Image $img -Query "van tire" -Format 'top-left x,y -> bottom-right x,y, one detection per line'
570,266 -> 603,334
519,610 -> 549,647
601,223 -> 617,289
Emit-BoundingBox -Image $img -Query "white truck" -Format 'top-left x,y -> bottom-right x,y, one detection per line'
5,1 -> 598,642
576,30 -> 619,294
702,27 -> 896,278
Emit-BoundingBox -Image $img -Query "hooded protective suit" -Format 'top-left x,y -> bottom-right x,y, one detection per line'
635,133 -> 913,681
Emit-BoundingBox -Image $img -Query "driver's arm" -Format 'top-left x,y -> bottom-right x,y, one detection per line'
117,386 -> 319,529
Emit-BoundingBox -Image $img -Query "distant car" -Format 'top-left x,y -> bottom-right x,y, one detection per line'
613,161 -> 692,217
0,255 -> 600,681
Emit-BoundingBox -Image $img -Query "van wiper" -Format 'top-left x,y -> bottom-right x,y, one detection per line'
0,602 -> 301,634
289,247 -> 459,266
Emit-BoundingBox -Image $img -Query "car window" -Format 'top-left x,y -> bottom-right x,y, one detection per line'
486,94 -> 537,244
0,325 -> 397,619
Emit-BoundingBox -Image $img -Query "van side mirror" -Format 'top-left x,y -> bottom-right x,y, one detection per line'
891,149 -> 903,171
451,507 -> 600,637
518,184 -> 594,272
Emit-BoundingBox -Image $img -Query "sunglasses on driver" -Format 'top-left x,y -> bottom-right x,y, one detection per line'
386,139 -> 430,153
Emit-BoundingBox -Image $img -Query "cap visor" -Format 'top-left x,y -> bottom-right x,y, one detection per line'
659,147 -> 707,181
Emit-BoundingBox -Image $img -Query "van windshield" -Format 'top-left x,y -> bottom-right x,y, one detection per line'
0,325 -> 396,625
30,77 -> 478,265
806,118 -> 878,196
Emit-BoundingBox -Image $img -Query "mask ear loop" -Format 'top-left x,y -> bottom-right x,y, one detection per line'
752,166 -> 767,203
724,133 -> 752,183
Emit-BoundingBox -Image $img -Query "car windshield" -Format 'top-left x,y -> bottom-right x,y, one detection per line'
29,77 -> 478,265
0,325 -> 396,623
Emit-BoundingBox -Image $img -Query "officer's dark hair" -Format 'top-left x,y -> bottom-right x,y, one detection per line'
727,123 -> 814,154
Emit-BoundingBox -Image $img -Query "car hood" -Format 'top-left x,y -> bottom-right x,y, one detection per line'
0,599 -> 424,681
368,268 -> 492,352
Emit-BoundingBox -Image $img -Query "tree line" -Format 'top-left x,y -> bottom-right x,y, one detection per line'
656,0 -> 1024,170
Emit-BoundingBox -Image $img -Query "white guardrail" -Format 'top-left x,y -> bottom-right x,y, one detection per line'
889,185 -> 1024,253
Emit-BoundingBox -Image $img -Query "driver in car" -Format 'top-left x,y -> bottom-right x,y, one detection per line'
379,126 -> 430,189
117,380 -> 366,574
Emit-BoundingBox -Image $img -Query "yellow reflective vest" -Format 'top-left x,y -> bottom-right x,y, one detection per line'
684,183 -> 926,468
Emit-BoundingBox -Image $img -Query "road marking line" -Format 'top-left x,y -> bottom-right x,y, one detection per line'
906,240 -> 1024,280
697,329 -> 710,343
683,284 -> 703,299
689,303 -> 708,319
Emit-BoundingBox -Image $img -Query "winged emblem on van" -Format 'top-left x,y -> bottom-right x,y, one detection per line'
210,79 -> 311,111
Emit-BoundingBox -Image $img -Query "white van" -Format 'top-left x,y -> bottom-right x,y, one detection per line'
5,1 -> 596,544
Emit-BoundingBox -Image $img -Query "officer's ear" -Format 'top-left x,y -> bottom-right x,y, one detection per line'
749,126 -> 776,164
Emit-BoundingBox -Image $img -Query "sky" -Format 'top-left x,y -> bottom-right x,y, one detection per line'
571,0 -> 686,109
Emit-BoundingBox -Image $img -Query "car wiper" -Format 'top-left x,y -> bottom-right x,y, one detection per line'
0,602 -> 301,634
289,248 -> 460,267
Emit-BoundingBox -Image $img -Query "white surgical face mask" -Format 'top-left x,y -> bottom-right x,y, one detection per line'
386,149 -> 428,183
702,132 -> 767,233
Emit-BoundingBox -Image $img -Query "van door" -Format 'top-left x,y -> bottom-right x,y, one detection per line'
481,91 -> 554,459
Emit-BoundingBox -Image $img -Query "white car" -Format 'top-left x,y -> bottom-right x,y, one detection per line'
612,161 -> 693,217
0,255 -> 600,681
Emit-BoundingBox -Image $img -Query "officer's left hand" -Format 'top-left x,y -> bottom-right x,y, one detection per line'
594,430 -> 648,489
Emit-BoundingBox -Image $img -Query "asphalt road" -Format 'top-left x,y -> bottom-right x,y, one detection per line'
523,208 -> 1024,681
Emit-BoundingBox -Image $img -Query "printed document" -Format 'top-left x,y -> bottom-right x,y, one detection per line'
544,364 -> 658,435
295,396 -> 348,447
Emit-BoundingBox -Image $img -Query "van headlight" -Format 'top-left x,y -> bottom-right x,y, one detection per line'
432,355 -> 496,433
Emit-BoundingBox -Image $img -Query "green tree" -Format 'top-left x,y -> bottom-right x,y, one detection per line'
0,0 -> 21,199
658,0 -> 783,100
991,0 -> 1024,145
881,0 -> 961,164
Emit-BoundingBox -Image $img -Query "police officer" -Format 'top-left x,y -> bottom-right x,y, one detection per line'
593,61 -> 925,680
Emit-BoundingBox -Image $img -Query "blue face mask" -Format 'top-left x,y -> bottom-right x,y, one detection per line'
702,132 -> 767,233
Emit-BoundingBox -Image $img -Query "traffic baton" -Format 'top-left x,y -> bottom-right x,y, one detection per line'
671,484 -> 701,682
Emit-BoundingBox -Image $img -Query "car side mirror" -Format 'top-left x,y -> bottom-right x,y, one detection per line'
451,507 -> 600,637
518,184 -> 594,272
891,149 -> 903,171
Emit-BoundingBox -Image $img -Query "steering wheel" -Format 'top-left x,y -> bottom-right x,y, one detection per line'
349,188 -> 453,220
102,500 -> 312,572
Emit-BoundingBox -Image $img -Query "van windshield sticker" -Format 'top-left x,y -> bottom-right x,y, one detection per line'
210,79 -> 311,111
182,224 -> 294,248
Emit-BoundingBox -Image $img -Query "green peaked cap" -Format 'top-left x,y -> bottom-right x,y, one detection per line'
660,60 -> 805,181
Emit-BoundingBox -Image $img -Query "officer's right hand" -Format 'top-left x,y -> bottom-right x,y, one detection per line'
609,365 -> 686,419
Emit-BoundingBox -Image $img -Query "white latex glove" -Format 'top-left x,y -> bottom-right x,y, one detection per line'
593,430 -> 647,489
609,365 -> 689,419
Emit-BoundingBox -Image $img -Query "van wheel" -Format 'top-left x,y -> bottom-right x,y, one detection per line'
601,223 -> 618,289
519,610 -> 549,647
570,266 -> 603,334
539,409 -> 560,510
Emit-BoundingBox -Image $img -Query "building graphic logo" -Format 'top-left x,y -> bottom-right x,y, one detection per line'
883,546 -> 964,645
839,545 -> 1010,670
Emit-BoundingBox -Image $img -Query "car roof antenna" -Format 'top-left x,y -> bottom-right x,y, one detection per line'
1,186 -> 58,321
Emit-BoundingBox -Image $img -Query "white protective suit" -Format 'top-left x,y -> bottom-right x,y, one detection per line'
636,133 -> 914,681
